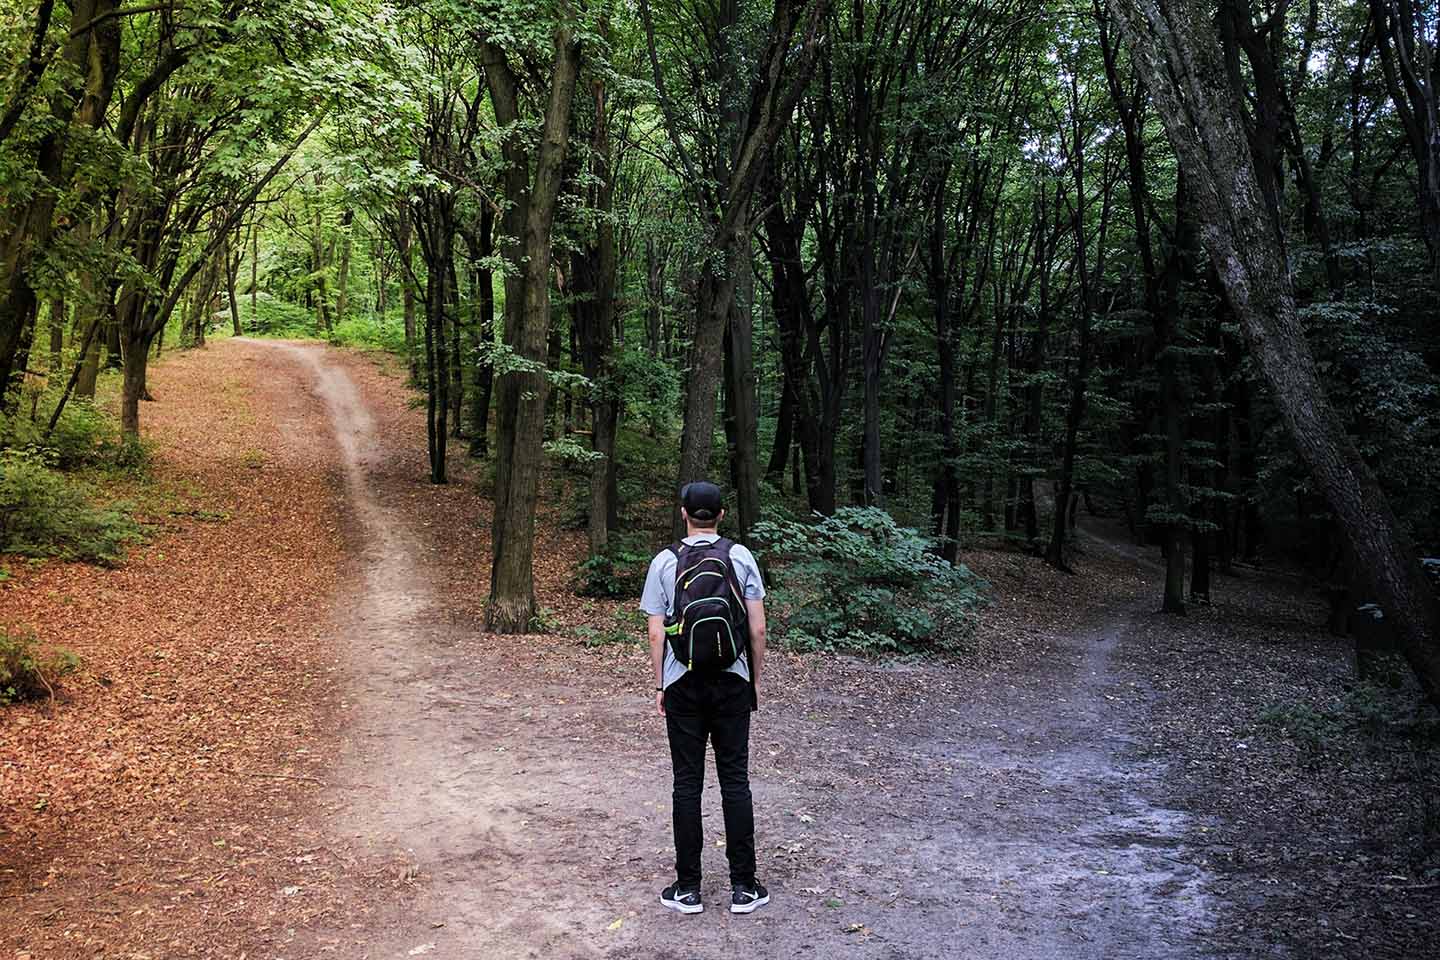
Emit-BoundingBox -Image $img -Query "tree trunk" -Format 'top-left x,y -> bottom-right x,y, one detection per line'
334,208 -> 354,327
449,256 -> 464,439
926,181 -> 961,563
74,268 -> 109,399
470,203 -> 496,458
1115,0 -> 1440,708
725,258 -> 761,543
642,0 -> 830,538
1159,321 -> 1187,612
224,235 -> 243,336
546,320 -> 564,436
375,238 -> 388,315
483,28 -> 583,634
311,208 -> 333,335
860,262 -> 885,507
417,201 -> 453,485
981,307 -> 1005,530
398,211 -> 417,380
1046,317 -> 1092,570
572,73 -> 619,556
675,249 -> 742,537
250,217 -> 259,319
119,324 -> 153,437
47,295 -> 65,371
0,0 -> 120,405
765,379 -> 795,488
76,327 -> 102,399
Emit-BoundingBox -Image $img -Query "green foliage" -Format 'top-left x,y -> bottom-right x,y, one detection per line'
544,435 -> 604,468
330,314 -> 410,354
576,534 -> 651,598
1257,699 -> 1348,753
0,629 -> 81,705
1257,684 -> 1438,754
243,296 -> 321,338
752,507 -> 987,654
574,608 -> 646,648
0,449 -> 141,565
0,397 -> 121,471
529,605 -> 563,633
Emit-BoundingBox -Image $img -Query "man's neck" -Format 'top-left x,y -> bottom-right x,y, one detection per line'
686,526 -> 719,539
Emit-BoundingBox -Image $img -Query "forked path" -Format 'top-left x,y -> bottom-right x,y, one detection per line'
262,340 -> 1216,959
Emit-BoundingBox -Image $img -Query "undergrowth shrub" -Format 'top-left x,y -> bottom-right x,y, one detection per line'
245,297 -> 413,358
0,629 -> 80,704
244,297 -> 317,338
752,506 -> 987,654
575,608 -> 646,648
1258,683 -> 1440,754
0,448 -> 140,564
576,533 -> 650,598
330,315 -> 409,354
0,396 -> 123,470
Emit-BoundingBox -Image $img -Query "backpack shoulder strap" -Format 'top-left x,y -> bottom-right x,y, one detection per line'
667,541 -> 687,593
712,538 -> 750,624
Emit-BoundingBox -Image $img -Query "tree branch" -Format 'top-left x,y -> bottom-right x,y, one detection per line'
0,0 -> 57,145
150,108 -> 329,333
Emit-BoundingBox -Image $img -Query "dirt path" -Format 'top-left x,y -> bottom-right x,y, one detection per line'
242,339 -> 1217,960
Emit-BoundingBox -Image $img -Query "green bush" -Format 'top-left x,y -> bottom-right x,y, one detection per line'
0,448 -> 141,564
1257,700 -> 1345,753
575,608 -> 646,648
576,534 -> 651,598
752,506 -> 987,654
0,629 -> 80,704
0,397 -> 122,471
46,399 -> 120,469
330,314 -> 410,354
1258,684 -> 1439,754
244,296 -> 413,357
244,297 -> 319,338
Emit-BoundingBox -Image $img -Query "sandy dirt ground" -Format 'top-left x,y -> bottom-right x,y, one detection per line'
7,337 -> 1434,960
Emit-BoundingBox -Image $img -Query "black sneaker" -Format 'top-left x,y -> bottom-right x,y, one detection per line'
730,881 -> 770,914
660,883 -> 703,914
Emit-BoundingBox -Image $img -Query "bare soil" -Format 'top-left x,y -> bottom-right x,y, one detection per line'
4,338 -> 1435,959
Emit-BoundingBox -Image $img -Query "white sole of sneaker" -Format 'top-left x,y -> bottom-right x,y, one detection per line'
660,896 -> 703,915
730,894 -> 770,914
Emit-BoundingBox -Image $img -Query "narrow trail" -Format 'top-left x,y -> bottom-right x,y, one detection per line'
258,340 -> 1218,959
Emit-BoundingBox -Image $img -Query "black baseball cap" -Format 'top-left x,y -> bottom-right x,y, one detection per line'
680,481 -> 724,522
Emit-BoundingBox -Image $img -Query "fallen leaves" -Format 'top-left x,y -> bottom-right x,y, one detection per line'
1,343 -> 348,956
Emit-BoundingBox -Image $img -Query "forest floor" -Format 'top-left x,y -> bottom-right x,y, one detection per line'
3,338 -> 1437,959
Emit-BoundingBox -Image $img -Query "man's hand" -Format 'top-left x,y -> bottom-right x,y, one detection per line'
655,689 -> 666,716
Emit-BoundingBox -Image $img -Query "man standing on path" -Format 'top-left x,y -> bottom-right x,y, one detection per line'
641,481 -> 770,916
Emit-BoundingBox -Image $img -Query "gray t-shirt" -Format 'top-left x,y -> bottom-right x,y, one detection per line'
640,534 -> 765,689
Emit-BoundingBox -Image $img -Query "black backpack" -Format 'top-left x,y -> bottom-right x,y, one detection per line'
665,538 -> 749,674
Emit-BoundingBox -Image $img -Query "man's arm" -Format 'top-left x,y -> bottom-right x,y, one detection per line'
746,598 -> 766,688
649,613 -> 667,716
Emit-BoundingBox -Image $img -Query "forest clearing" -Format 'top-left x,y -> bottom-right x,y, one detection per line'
2,339 -> 1435,958
5,0 -> 1440,957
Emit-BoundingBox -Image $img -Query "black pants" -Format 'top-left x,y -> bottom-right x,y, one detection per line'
664,671 -> 755,889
